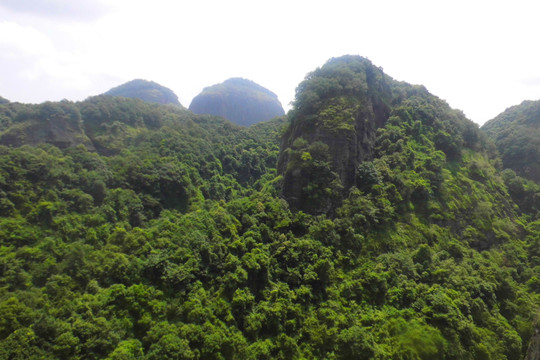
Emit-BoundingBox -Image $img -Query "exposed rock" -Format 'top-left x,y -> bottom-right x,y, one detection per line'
277,56 -> 394,213
277,55 -> 480,215
525,320 -> 540,360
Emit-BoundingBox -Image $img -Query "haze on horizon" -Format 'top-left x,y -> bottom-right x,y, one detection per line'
1,0 -> 539,126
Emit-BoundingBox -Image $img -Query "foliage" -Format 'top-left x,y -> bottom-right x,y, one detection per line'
0,58 -> 538,359
482,99 -> 540,183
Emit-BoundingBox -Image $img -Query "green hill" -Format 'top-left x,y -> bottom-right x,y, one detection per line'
482,100 -> 540,183
0,56 -> 538,359
0,100 -> 94,149
279,55 -> 481,214
105,79 -> 182,106
189,78 -> 285,126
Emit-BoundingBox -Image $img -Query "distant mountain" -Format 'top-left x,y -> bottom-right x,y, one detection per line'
189,77 -> 284,126
482,100 -> 540,183
0,96 -> 9,104
105,79 -> 182,106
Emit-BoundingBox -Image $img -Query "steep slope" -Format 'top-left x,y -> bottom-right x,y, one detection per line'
278,55 -> 480,214
0,96 -> 9,104
482,100 -> 540,183
189,77 -> 285,126
105,79 -> 182,106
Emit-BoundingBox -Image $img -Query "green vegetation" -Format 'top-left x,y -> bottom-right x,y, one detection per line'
482,100 -> 540,183
189,78 -> 285,127
0,56 -> 538,359
105,79 -> 182,106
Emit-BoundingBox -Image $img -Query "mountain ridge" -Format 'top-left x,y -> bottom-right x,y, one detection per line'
482,99 -> 540,183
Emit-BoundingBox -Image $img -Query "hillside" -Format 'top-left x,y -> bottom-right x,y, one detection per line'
482,100 -> 540,183
0,96 -> 191,154
278,56 -> 481,214
105,79 -> 182,106
0,100 -> 94,149
189,78 -> 285,126
0,57 -> 538,359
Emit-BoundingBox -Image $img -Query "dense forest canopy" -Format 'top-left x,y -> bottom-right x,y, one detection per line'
482,100 -> 540,184
0,55 -> 538,359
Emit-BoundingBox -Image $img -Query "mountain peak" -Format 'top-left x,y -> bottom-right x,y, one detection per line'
278,55 -> 479,213
189,77 -> 284,126
482,99 -> 540,183
104,79 -> 181,106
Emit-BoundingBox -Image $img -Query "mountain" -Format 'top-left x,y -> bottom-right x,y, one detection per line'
278,55 -> 480,214
189,77 -> 285,126
0,56 -> 538,359
104,79 -> 182,106
0,96 -> 9,104
482,100 -> 540,183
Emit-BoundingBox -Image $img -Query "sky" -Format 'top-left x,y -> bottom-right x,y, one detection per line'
1,0 -> 540,126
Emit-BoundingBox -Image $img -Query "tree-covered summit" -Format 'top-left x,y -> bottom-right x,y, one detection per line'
105,79 -> 182,106
482,99 -> 540,183
278,55 -> 480,214
189,77 -> 284,127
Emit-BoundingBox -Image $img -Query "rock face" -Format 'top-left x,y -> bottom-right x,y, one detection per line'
525,320 -> 540,360
277,56 -> 394,213
105,79 -> 181,106
189,78 -> 284,126
482,100 -> 540,183
277,55 -> 478,214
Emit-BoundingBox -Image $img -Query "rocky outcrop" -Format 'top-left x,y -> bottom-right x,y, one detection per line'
189,78 -> 284,126
277,56 -> 394,213
525,321 -> 540,360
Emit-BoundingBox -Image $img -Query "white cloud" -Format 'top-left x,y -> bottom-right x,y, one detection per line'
0,0 -> 110,21
0,21 -> 54,56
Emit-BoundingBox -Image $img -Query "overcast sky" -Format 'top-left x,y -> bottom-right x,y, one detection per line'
1,0 -> 539,125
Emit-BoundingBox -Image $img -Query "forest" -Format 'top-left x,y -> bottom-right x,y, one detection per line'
0,55 -> 539,359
